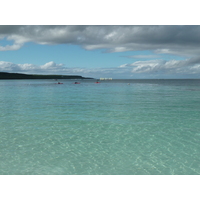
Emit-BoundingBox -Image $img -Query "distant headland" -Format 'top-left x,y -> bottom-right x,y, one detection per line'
0,72 -> 93,79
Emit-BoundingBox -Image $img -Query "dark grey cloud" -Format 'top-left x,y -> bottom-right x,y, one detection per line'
0,25 -> 23,34
1,25 -> 200,56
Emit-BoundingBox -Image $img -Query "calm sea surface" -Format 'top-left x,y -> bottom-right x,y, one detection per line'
0,79 -> 200,175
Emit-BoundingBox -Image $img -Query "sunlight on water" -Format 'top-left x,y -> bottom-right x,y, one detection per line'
0,79 -> 200,174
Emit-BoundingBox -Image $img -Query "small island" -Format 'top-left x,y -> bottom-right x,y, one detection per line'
0,72 -> 93,80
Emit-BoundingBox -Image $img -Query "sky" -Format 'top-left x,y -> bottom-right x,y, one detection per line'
1,25 -> 200,79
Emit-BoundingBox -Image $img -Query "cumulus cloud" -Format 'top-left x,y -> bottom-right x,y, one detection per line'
119,56 -> 200,76
1,57 -> 200,79
0,43 -> 23,51
1,25 -> 200,57
0,61 -> 65,74
0,60 -> 116,77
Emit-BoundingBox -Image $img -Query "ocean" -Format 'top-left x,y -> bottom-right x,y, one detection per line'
0,79 -> 200,175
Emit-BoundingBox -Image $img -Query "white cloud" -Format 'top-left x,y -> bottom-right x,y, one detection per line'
128,54 -> 160,59
1,57 -> 200,79
0,61 -> 65,74
40,61 -> 64,69
118,64 -> 129,68
0,43 -> 23,51
127,57 -> 200,75
0,34 -> 30,51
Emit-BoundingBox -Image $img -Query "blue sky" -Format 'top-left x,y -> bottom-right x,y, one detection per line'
0,25 -> 200,79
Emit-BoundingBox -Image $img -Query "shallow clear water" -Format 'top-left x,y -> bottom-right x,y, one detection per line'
0,79 -> 200,175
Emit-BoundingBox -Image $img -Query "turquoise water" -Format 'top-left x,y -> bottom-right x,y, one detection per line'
0,79 -> 200,175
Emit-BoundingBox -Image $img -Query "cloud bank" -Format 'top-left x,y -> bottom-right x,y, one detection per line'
1,25 -> 200,56
1,57 -> 200,79
0,61 -> 75,74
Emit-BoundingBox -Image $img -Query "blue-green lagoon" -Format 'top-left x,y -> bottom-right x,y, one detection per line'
0,79 -> 200,175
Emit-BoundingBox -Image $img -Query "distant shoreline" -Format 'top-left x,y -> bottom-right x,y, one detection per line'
0,72 -> 93,80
